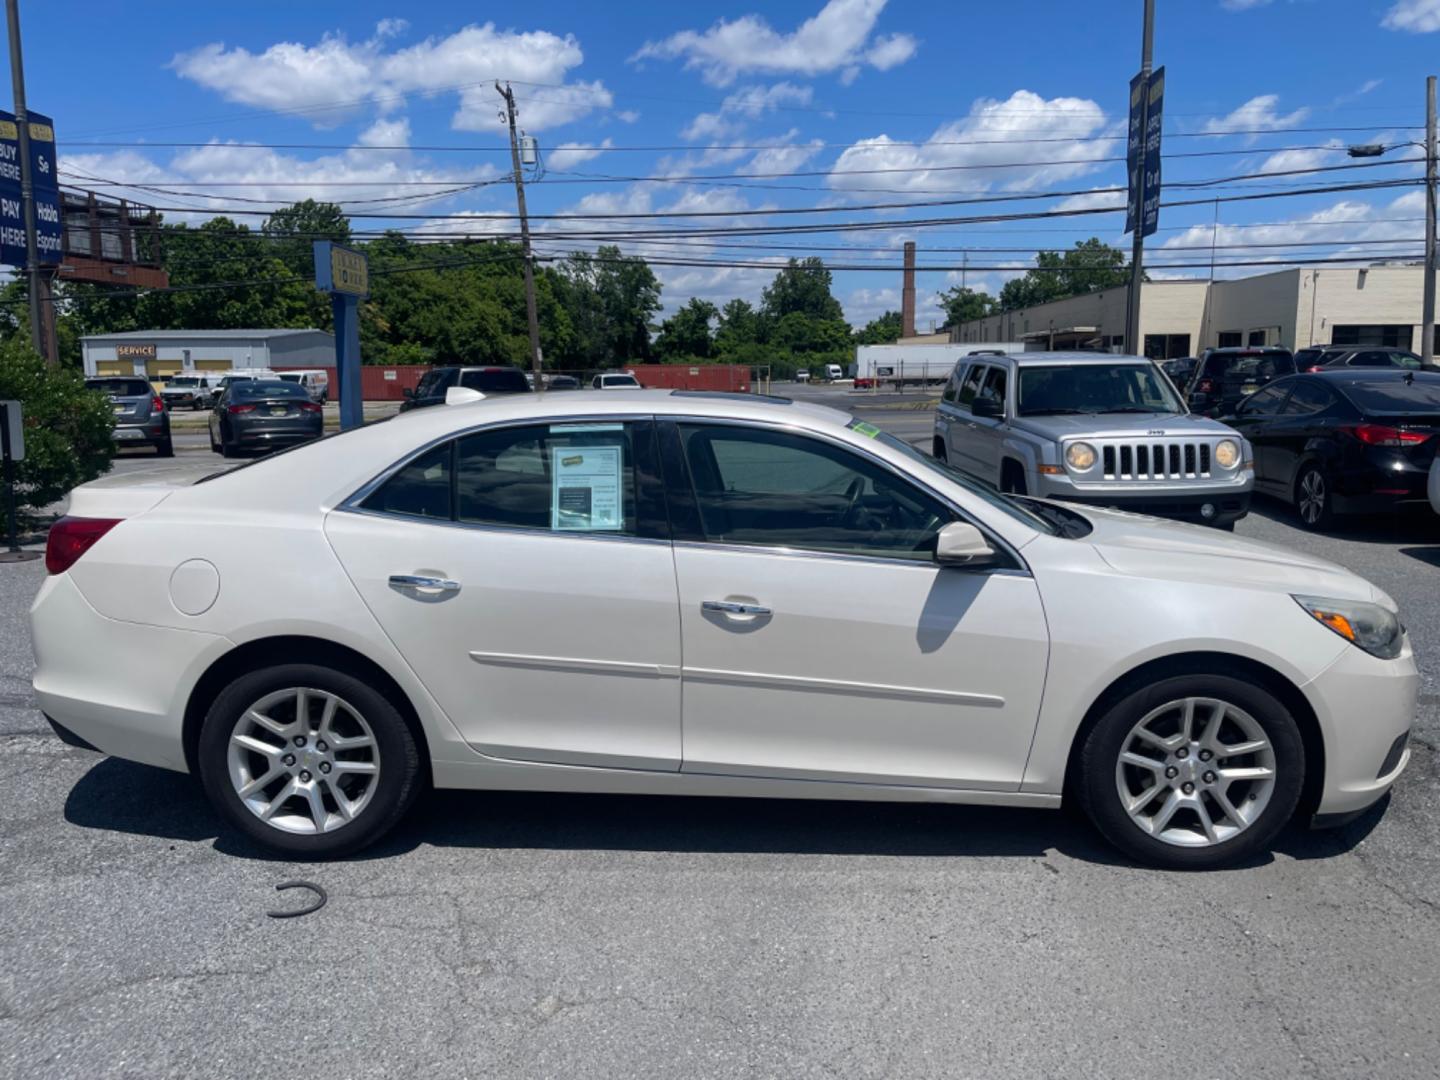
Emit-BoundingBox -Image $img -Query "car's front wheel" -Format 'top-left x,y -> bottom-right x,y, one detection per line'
197,663 -> 422,857
1077,673 -> 1304,869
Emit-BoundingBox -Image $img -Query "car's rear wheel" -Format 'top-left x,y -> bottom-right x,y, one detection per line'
1294,464 -> 1335,531
156,434 -> 174,457
1077,673 -> 1304,869
197,663 -> 422,857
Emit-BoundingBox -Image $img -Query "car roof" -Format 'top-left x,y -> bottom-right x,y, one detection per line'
1000,351 -> 1158,367
1309,368 -> 1440,384
1205,346 -> 1291,355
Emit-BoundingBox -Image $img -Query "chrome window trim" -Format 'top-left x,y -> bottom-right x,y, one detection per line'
666,413 -> 1032,575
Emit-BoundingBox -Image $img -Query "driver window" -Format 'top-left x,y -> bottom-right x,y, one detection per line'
677,424 -> 954,561
977,366 -> 1007,410
956,364 -> 985,410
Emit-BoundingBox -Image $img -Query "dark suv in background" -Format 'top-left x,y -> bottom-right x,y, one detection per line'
1184,347 -> 1296,416
85,377 -> 172,456
400,365 -> 532,411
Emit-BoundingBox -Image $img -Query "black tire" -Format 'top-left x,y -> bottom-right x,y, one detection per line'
197,662 -> 422,858
1077,672 -> 1304,869
156,435 -> 174,458
931,437 -> 947,462
209,427 -> 221,453
1293,463 -> 1335,531
220,438 -> 239,458
1000,461 -> 1028,495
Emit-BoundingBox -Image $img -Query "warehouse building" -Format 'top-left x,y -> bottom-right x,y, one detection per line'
82,329 -> 335,378
949,264 -> 1440,359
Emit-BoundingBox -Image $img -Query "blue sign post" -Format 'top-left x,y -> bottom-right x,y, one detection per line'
313,241 -> 369,431
0,109 -> 60,268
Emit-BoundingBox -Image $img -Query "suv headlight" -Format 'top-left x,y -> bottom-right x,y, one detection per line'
1065,442 -> 1097,470
1214,439 -> 1240,469
1293,595 -> 1403,659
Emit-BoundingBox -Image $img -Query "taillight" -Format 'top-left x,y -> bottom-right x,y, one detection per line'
1349,424 -> 1432,447
228,403 -> 257,414
151,396 -> 164,412
1196,378 -> 1215,394
45,516 -> 121,574
299,401 -> 322,413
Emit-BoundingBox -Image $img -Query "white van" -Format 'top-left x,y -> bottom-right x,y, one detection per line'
823,363 -> 845,381
277,369 -> 330,403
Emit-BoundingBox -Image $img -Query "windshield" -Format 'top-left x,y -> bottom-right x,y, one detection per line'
605,374 -> 640,386
86,378 -> 152,396
167,376 -> 200,386
851,421 -> 1058,535
1017,364 -> 1183,416
230,381 -> 311,400
277,373 -> 302,382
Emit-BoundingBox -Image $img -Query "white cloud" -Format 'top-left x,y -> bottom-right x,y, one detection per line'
633,0 -> 916,86
1203,94 -> 1309,138
374,18 -> 409,39
616,110 -> 641,124
739,132 -> 825,175
682,82 -> 813,141
1220,0 -> 1272,9
828,89 -> 1112,197
1053,188 -> 1126,213
1382,0 -> 1440,31
172,22 -> 614,132
546,138 -> 614,170
1256,138 -> 1343,176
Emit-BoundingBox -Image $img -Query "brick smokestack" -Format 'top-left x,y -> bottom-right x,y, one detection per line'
901,241 -> 916,338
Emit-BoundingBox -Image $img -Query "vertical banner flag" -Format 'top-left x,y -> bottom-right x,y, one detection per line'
0,110 -> 61,268
1141,67 -> 1165,238
1125,72 -> 1145,235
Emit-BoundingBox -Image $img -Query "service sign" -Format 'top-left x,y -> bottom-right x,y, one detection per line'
313,240 -> 369,298
0,110 -> 61,268
116,344 -> 156,361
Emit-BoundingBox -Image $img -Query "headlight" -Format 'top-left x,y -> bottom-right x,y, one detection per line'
1065,442 -> 1097,470
1293,595 -> 1403,659
1214,439 -> 1240,469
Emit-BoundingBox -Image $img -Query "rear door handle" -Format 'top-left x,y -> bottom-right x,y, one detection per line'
389,574 -> 461,593
703,600 -> 772,617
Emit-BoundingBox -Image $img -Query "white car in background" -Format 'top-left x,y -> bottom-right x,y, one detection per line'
592,372 -> 641,390
31,390 -> 1416,868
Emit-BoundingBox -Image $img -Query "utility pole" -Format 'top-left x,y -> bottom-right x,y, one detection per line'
5,0 -> 43,362
1424,74 -> 1436,366
497,82 -> 544,393
1124,0 -> 1155,357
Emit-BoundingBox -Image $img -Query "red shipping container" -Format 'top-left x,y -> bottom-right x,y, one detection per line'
625,365 -> 751,393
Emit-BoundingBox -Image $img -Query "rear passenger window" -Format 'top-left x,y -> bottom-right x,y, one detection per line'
1280,381 -> 1335,415
360,443 -> 452,520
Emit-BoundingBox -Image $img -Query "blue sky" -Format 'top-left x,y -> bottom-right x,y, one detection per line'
20,0 -> 1440,326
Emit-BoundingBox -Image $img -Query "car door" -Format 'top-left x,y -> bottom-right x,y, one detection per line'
660,419 -> 1049,791
944,363 -> 989,478
325,418 -> 683,770
968,363 -> 1009,479
1226,381 -> 1293,489
1265,378 -> 1344,494
933,363 -> 966,458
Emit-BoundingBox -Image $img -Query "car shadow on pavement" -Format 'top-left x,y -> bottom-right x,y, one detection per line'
62,756 -> 1385,870
1247,497 -> 1440,545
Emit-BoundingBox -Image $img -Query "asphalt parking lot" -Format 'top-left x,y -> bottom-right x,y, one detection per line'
3,388 -> 1439,1079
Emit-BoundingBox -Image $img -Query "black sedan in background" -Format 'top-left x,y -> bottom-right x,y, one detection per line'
209,380 -> 322,458
85,376 -> 172,456
1225,369 -> 1440,530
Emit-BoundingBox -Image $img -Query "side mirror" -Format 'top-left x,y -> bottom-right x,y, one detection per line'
934,521 -> 997,568
402,387 -> 416,400
972,397 -> 1003,419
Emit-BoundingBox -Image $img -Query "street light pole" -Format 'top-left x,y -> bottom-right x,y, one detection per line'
1424,74 -> 1436,366
1124,0 -> 1155,357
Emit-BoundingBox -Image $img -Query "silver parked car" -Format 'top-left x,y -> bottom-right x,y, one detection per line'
86,376 -> 173,457
933,352 -> 1253,528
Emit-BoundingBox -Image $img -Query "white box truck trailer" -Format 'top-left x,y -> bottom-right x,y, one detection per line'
851,344 -> 1026,389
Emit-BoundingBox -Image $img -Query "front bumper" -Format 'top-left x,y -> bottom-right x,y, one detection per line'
1032,469 -> 1253,525
1302,635 -> 1418,818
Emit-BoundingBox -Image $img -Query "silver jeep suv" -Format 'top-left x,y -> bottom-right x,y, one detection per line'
933,351 -> 1253,528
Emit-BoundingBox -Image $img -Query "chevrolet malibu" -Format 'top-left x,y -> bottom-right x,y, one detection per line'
31,390 -> 1416,868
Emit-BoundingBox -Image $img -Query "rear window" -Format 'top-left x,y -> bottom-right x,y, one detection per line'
230,381 -> 311,400
277,373 -> 301,382
86,378 -> 151,396
1337,375 -> 1440,413
167,376 -> 200,386
460,368 -> 531,393
1202,351 -> 1293,379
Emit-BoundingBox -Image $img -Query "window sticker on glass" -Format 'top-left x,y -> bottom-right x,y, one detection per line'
849,420 -> 882,439
551,445 -> 623,530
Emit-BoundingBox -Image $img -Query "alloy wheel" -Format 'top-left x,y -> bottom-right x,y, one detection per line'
1114,696 -> 1277,848
1298,470 -> 1326,525
226,687 -> 381,834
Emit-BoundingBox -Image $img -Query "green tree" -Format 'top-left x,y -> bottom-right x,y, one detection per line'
770,311 -> 852,354
759,257 -> 845,325
262,199 -> 351,330
854,310 -> 904,345
998,238 -> 1137,312
714,298 -> 761,354
935,286 -> 996,328
654,297 -> 718,359
0,338 -> 113,530
556,246 -> 662,367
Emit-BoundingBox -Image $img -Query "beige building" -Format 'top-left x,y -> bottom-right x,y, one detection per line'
949,264 -> 1440,359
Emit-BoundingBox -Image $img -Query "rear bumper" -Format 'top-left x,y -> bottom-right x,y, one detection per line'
112,420 -> 169,446
231,425 -> 321,447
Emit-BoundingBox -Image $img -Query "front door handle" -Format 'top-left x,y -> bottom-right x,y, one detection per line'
703,600 -> 772,617
389,574 -> 461,593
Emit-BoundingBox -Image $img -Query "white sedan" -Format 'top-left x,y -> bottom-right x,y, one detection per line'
31,390 -> 1416,868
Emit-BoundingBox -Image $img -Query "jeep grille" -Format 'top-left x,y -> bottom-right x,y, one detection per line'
1100,440 -> 1212,480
